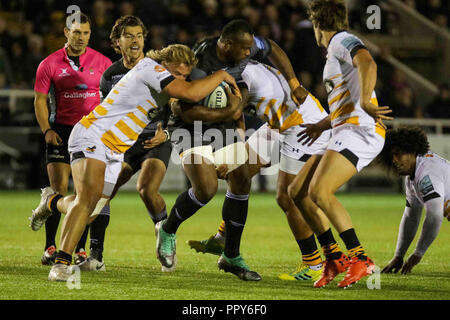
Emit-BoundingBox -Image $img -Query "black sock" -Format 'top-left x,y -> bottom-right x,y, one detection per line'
297,235 -> 322,266
76,225 -> 89,253
90,205 -> 110,261
48,194 -> 63,215
317,228 -> 342,260
55,250 -> 72,265
148,207 -> 168,224
339,228 -> 366,259
163,188 -> 206,234
297,235 -> 318,256
44,212 -> 61,250
222,191 -> 249,259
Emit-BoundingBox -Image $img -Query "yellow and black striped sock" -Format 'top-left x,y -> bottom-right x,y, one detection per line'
217,220 -> 226,237
54,250 -> 72,265
339,228 -> 367,259
317,228 -> 343,260
47,193 -> 63,215
297,235 -> 322,266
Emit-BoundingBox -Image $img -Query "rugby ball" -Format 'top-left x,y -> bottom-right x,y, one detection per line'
203,82 -> 229,109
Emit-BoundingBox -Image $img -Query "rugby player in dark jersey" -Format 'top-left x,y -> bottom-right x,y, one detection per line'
157,19 -> 309,281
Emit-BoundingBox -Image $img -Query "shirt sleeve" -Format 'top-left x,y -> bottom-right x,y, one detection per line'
99,74 -> 111,101
250,36 -> 272,61
333,34 -> 366,63
414,196 -> 444,257
394,180 -> 424,258
34,59 -> 52,94
417,173 -> 444,203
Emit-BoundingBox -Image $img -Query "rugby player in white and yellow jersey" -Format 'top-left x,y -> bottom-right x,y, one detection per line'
30,44 -> 241,282
380,127 -> 449,275
186,59 -> 332,281
288,0 -> 393,289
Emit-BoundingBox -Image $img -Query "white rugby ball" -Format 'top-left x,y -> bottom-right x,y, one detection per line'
203,82 -> 229,109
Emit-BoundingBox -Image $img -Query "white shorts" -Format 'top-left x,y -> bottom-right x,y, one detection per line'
246,123 -> 331,174
327,124 -> 385,172
180,141 -> 248,174
68,123 -> 124,188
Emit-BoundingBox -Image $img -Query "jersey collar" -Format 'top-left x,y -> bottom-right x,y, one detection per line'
63,45 -> 90,71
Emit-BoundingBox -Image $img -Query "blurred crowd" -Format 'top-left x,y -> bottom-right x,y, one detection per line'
0,0 -> 448,122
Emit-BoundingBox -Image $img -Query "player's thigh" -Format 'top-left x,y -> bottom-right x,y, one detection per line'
277,169 -> 296,195
310,150 -> 357,195
287,155 -> 322,200
137,158 -> 167,192
71,157 -> 106,205
47,162 -> 71,194
110,162 -> 133,200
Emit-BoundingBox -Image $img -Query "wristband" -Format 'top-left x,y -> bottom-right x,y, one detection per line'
288,78 -> 300,89
44,128 -> 54,136
163,129 -> 170,141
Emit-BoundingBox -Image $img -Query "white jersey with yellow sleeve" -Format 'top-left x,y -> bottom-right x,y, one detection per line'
242,60 -> 327,133
73,57 -> 174,154
67,57 -> 174,185
324,31 -> 384,138
242,60 -> 331,174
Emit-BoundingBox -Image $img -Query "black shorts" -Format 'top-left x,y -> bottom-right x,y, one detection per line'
46,123 -> 73,165
124,137 -> 172,174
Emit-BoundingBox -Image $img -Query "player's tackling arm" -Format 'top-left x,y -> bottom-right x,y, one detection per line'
174,86 -> 246,123
163,70 -> 240,103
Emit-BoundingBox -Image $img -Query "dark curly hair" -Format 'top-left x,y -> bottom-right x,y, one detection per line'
378,126 -> 430,171
308,0 -> 349,31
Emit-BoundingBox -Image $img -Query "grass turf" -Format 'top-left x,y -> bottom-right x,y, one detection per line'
0,190 -> 449,300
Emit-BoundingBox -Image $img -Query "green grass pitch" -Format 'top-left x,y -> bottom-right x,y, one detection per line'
0,190 -> 449,300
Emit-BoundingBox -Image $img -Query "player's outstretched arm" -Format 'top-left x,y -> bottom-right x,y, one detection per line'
173,86 -> 247,124
382,201 -> 422,274
401,196 -> 444,274
297,115 -> 331,146
267,39 -> 308,105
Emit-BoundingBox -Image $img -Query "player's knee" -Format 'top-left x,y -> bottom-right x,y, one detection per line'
228,171 -> 251,194
51,183 -> 68,195
276,191 -> 291,213
194,183 -> 217,203
308,182 -> 328,206
287,183 -> 298,201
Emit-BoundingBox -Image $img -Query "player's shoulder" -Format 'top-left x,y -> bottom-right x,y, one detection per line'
331,31 -> 364,51
417,152 -> 449,176
102,59 -> 126,79
414,152 -> 447,193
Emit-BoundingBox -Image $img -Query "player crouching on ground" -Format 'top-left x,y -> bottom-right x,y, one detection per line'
379,127 -> 449,274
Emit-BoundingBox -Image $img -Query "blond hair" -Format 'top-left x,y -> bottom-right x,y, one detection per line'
146,44 -> 198,68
